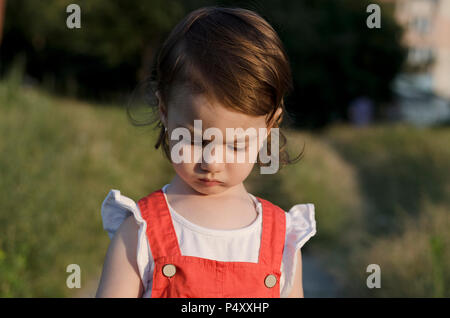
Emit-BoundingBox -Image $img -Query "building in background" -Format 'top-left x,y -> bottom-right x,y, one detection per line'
389,0 -> 450,98
382,0 -> 450,125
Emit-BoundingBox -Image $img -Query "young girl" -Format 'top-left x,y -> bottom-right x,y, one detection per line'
96,6 -> 316,298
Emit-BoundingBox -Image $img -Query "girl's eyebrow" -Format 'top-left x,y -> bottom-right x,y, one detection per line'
174,123 -> 192,130
174,123 -> 206,141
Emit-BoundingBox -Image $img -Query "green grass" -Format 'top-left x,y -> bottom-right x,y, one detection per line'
1,70 -> 449,297
322,124 -> 450,296
0,73 -> 174,297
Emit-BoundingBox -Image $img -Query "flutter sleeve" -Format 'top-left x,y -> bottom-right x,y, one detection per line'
280,203 -> 317,298
101,189 -> 153,293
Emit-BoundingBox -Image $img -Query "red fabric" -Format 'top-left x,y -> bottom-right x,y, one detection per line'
137,189 -> 286,298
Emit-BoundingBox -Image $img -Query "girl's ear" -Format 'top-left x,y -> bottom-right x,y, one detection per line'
156,90 -> 168,128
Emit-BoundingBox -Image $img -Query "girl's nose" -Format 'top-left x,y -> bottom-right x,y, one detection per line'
200,144 -> 224,172
200,160 -> 223,173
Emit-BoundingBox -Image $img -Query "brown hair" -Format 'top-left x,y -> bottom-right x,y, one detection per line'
128,6 -> 304,167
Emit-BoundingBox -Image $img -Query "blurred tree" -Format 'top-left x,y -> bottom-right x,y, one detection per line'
0,0 -> 5,46
2,0 -> 406,127
217,0 -> 407,128
2,0 -> 185,99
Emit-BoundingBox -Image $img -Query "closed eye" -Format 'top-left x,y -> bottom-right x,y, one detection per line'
190,139 -> 212,147
190,140 -> 247,151
228,143 -> 247,151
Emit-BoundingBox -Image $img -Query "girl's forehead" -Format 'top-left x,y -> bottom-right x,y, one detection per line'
169,91 -> 267,130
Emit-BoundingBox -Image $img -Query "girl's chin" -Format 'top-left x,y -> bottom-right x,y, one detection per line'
190,182 -> 227,195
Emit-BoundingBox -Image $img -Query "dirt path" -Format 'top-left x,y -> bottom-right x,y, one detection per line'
302,252 -> 342,297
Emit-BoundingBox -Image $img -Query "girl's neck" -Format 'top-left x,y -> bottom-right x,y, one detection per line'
164,175 -> 258,230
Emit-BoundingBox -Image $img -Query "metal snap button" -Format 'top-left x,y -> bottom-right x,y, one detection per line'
162,264 -> 176,278
264,274 -> 277,288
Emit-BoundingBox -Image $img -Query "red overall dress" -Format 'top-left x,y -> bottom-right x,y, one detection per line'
137,189 -> 286,298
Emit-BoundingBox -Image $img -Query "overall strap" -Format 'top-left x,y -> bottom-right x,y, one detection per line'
137,189 -> 182,259
256,197 -> 286,270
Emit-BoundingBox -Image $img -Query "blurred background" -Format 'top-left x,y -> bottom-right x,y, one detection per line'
0,0 -> 449,297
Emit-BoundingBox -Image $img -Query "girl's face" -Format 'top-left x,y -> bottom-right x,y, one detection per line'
159,85 -> 278,196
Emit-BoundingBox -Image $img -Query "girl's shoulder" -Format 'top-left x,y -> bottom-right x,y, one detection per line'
278,203 -> 317,297
101,189 -> 147,239
101,189 -> 153,293
284,203 -> 317,249
253,195 -> 317,250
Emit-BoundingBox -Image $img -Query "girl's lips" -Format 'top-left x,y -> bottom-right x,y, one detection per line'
198,178 -> 223,186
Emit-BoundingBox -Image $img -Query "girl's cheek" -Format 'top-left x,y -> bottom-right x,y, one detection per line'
227,160 -> 256,180
172,162 -> 196,184
168,139 -> 200,164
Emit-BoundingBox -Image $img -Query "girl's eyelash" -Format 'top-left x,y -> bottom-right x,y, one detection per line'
229,143 -> 247,151
190,140 -> 247,151
190,140 -> 209,146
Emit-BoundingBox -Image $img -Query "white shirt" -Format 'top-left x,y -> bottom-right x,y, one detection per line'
101,184 -> 317,298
